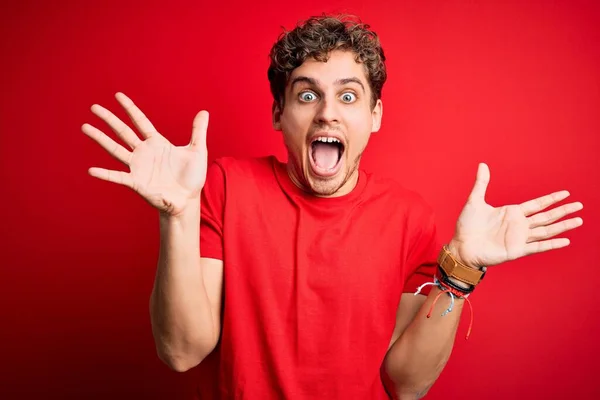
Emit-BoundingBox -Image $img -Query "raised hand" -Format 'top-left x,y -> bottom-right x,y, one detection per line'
82,92 -> 209,216
448,163 -> 584,268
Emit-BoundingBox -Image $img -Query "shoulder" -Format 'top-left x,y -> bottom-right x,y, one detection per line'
362,170 -> 435,218
209,155 -> 276,179
363,172 -> 440,252
202,156 -> 277,212
204,155 -> 281,200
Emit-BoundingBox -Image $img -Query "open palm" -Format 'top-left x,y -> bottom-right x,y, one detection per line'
450,164 -> 583,268
82,92 -> 209,216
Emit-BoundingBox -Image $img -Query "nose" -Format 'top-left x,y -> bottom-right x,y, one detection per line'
314,97 -> 340,125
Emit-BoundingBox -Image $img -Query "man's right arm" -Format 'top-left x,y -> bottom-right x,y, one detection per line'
149,201 -> 224,372
82,93 -> 223,372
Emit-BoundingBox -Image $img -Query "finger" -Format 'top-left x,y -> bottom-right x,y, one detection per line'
82,123 -> 132,165
190,110 -> 209,151
88,167 -> 134,188
519,190 -> 570,216
528,217 -> 583,242
115,92 -> 159,139
528,201 -> 584,228
524,238 -> 570,256
91,104 -> 142,149
468,163 -> 490,202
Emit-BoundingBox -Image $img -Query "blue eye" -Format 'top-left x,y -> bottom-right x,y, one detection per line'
299,92 -> 317,102
341,92 -> 356,103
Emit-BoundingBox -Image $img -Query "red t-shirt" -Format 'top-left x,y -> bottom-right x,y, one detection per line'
195,156 -> 439,399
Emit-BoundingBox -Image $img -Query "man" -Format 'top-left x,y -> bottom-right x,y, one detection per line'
82,15 -> 583,399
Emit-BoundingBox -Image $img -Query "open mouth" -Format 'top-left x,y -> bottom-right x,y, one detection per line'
309,136 -> 345,176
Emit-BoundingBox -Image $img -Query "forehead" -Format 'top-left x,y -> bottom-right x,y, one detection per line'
289,50 -> 368,86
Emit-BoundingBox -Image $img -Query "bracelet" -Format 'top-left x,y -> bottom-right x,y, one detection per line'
438,245 -> 487,285
437,265 -> 475,295
413,274 -> 476,340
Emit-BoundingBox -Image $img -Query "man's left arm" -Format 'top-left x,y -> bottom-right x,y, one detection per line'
382,255 -> 468,399
383,163 -> 584,399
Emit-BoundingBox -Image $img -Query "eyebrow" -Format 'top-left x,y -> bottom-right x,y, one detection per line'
290,76 -> 366,92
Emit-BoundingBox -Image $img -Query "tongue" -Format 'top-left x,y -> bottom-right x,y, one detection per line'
312,142 -> 339,170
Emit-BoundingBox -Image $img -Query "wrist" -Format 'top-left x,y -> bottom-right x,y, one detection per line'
447,239 -> 484,271
437,243 -> 487,288
446,276 -> 473,290
159,199 -> 201,229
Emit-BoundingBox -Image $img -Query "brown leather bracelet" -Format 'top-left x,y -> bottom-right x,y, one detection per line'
437,245 -> 487,286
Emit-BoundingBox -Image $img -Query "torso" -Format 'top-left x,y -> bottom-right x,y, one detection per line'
197,156 -> 437,399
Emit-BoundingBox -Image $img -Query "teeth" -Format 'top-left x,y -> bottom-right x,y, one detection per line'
315,137 -> 341,144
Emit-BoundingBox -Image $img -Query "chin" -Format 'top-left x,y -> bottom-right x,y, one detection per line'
287,146 -> 358,198
304,156 -> 357,197
306,174 -> 347,197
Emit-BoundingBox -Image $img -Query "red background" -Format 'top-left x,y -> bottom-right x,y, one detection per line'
1,0 -> 599,399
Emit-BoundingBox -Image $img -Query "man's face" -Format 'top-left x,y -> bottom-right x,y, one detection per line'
273,50 -> 383,197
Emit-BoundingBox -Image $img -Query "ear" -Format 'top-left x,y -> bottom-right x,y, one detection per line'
272,102 -> 282,131
371,99 -> 383,133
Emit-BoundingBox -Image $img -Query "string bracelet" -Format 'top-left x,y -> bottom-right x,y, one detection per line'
414,275 -> 475,340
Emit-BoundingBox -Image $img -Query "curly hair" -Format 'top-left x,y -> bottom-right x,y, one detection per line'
267,14 -> 387,110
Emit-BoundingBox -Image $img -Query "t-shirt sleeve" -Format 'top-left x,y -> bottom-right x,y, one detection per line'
200,160 -> 226,260
402,206 -> 440,296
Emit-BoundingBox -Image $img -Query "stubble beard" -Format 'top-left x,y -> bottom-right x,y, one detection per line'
308,151 -> 363,197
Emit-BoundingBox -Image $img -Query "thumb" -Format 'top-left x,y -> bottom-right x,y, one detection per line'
190,110 -> 209,151
468,162 -> 490,202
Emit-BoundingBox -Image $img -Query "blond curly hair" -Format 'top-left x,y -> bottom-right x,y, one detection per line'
267,14 -> 387,110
